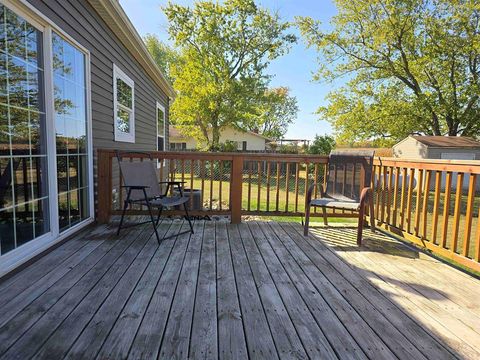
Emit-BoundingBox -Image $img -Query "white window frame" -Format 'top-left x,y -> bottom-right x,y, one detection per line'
0,0 -> 94,276
113,64 -> 135,143
156,101 -> 166,167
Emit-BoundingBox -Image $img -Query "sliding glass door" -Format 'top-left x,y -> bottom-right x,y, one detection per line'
0,4 -> 49,255
0,2 -> 91,263
52,32 -> 89,232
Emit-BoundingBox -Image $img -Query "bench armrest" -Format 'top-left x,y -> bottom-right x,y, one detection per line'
121,185 -> 150,189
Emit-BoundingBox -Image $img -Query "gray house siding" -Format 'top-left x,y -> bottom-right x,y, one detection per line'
27,0 -> 170,152
27,0 -> 170,213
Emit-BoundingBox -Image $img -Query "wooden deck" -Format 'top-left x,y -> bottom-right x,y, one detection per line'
0,219 -> 479,359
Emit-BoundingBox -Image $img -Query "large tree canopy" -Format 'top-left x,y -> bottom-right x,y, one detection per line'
164,0 -> 296,150
297,0 -> 480,145
248,87 -> 298,140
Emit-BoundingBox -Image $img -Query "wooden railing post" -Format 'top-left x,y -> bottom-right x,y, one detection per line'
97,150 -> 112,224
230,155 -> 243,224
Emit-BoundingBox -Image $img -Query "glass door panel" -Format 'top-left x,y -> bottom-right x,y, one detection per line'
52,32 -> 89,232
0,4 -> 49,255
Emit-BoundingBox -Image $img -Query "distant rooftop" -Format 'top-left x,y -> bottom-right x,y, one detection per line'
411,136 -> 480,148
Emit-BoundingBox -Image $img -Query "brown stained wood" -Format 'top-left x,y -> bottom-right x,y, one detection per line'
210,160 -> 214,211
406,168 -> 415,233
399,167 -> 408,230
295,163 -> 300,213
386,167 -> 394,223
440,172 -> 453,249
451,173 -> 465,253
257,161 -> 261,212
247,161 -> 252,211
190,159 -> 194,208
375,165 -> 383,220
266,162 -> 271,212
476,211 -> 480,262
463,175 -> 477,257
285,163 -> 290,212
414,169 -> 424,237
392,167 -> 400,227
431,171 -> 442,244
313,163 -> 319,214
381,166 -> 388,223
421,170 -> 432,239
275,162 -> 281,212
230,156 -> 243,224
181,158 -> 185,184
304,162 -> 310,214
219,161 -> 223,211
201,160 -> 205,207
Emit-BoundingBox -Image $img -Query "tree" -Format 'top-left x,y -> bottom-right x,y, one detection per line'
164,0 -> 296,150
297,0 -> 480,144
143,34 -> 180,84
308,135 -> 336,155
248,87 -> 298,140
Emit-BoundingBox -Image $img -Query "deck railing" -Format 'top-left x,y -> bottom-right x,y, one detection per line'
97,149 -> 480,272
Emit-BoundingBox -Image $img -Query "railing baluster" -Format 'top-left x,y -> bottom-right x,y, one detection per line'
431,171 -> 442,244
275,162 -> 281,212
210,160 -> 214,211
295,163 -> 300,213
463,174 -> 476,257
421,170 -> 431,239
414,169 -> 424,236
257,161 -> 261,212
381,166 -> 388,223
386,166 -> 394,223
285,162 -> 290,212
190,159 -> 194,208
440,172 -> 453,249
399,167 -> 407,230
313,163 -> 319,214
392,167 -> 400,227
451,172 -> 465,253
406,168 -> 415,233
375,165 -> 383,220
266,162 -> 271,212
247,161 -> 252,211
219,160 -> 223,211
201,159 -> 205,209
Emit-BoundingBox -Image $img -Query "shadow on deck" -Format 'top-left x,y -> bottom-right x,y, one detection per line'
0,219 -> 479,359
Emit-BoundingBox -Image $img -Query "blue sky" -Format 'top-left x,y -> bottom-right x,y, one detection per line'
119,0 -> 338,140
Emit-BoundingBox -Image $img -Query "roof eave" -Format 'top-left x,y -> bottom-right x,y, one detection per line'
86,0 -> 176,100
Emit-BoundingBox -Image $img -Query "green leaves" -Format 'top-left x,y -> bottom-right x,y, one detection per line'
298,0 -> 480,143
161,0 -> 296,149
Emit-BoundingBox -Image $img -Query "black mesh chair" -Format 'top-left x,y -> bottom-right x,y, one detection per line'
116,151 -> 193,243
304,150 -> 375,245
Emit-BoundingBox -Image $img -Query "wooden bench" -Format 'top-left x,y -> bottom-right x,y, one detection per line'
304,150 -> 376,245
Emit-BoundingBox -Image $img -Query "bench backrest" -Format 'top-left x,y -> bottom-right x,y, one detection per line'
324,150 -> 375,202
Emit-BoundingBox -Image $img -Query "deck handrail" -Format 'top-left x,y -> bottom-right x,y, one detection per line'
97,149 -> 480,272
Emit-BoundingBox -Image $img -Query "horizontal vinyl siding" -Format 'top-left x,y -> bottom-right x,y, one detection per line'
27,0 -> 170,153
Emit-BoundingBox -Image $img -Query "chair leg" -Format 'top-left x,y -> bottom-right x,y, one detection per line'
304,205 -> 311,236
155,206 -> 163,226
143,189 -> 161,244
322,207 -> 328,226
183,202 -> 194,234
357,204 -> 365,246
117,188 -> 131,236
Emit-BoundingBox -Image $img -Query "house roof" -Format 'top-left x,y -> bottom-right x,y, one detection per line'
411,136 -> 480,148
87,0 -> 176,99
169,125 -> 273,141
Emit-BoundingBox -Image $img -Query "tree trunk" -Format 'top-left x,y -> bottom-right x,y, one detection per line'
211,124 -> 220,151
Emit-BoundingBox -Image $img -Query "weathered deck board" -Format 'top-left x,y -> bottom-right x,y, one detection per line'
0,220 -> 479,359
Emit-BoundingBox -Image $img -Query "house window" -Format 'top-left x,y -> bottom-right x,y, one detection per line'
170,142 -> 186,150
113,64 -> 134,142
157,102 -> 165,151
242,141 -> 247,151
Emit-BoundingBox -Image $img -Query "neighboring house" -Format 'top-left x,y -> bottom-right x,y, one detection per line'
0,0 -> 175,275
169,125 -> 272,151
393,136 -> 480,160
393,136 -> 480,191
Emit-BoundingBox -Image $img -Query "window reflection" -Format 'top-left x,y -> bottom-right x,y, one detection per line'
53,32 -> 89,232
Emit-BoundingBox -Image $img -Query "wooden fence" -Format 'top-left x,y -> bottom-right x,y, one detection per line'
97,149 -> 480,272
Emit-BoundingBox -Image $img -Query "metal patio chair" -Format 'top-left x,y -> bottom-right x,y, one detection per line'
116,151 -> 194,243
304,150 -> 375,245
